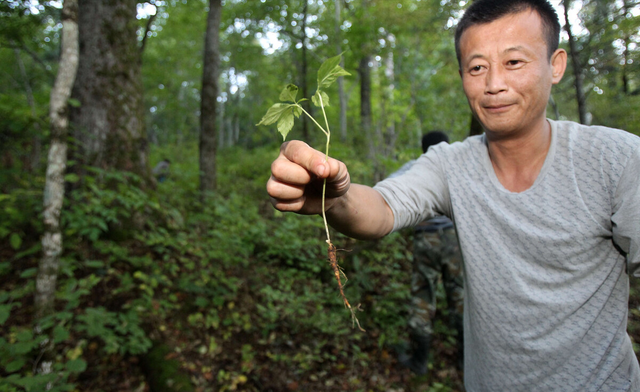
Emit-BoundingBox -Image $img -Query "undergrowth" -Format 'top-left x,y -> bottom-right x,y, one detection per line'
0,143 -> 463,391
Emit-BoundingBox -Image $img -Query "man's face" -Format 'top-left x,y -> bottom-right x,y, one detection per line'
458,10 -> 566,138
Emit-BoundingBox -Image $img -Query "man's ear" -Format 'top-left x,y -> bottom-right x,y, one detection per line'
551,48 -> 567,84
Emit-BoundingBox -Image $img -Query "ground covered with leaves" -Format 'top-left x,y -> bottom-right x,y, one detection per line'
1,144 -> 466,392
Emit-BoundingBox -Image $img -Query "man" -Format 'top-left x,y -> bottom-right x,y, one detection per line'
152,158 -> 171,183
391,132 -> 464,376
266,0 -> 640,390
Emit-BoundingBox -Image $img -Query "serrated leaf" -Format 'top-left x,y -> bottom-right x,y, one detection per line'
292,105 -> 302,118
319,65 -> 350,89
256,103 -> 290,127
66,358 -> 87,373
317,54 -> 351,89
317,54 -> 343,86
279,84 -> 299,102
312,90 -> 330,108
277,109 -> 295,140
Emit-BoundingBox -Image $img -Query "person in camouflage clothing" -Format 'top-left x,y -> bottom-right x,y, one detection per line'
393,131 -> 464,376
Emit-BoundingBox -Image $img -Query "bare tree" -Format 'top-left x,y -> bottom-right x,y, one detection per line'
199,0 -> 222,195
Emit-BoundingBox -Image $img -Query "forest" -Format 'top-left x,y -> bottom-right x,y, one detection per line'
1,0 -> 640,391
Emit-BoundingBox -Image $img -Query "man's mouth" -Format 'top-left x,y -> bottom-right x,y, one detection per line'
483,103 -> 514,113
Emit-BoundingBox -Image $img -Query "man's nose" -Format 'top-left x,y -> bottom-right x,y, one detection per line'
485,66 -> 508,94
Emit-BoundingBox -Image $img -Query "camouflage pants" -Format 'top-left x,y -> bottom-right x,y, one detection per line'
409,228 -> 464,358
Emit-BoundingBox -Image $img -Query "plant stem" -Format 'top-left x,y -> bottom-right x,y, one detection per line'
299,106 -> 329,137
318,94 -> 332,245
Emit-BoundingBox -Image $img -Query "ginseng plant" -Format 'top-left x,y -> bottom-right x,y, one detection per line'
257,54 -> 364,331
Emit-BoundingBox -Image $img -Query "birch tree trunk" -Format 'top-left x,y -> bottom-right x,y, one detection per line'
563,0 -> 588,124
36,0 -> 79,322
199,0 -> 222,195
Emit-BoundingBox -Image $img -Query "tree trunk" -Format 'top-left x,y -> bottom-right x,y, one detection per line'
199,0 -> 222,195
469,114 -> 483,137
622,0 -> 631,95
382,33 -> 397,159
14,47 -> 42,172
36,3 -> 79,378
70,0 -> 148,178
335,0 -> 348,142
548,95 -> 560,120
37,0 -> 79,322
563,0 -> 588,124
359,55 -> 373,156
359,54 -> 383,182
299,0 -> 311,141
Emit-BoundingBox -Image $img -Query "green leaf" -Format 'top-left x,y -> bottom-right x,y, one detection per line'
19,268 -> 37,278
256,103 -> 291,127
278,84 -> 299,103
53,325 -> 70,343
312,90 -> 330,108
317,54 -> 351,89
5,358 -> 26,373
9,233 -> 21,250
64,173 -> 80,183
317,54 -> 342,86
66,358 -> 87,373
277,109 -> 295,141
16,329 -> 33,342
67,98 -> 81,108
85,260 -> 105,268
0,304 -> 14,325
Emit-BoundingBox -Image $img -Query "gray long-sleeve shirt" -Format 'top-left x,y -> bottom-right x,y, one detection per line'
374,120 -> 640,391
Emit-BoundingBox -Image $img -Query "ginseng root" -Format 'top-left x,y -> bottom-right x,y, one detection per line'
328,241 -> 364,331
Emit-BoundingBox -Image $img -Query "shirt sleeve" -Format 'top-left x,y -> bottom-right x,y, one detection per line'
373,144 -> 451,232
611,144 -> 640,277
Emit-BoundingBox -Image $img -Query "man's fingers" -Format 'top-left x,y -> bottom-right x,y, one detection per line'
266,175 -> 305,200
269,196 -> 307,212
280,140 -> 330,178
271,155 -> 313,185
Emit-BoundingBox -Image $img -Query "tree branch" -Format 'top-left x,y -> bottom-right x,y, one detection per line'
139,10 -> 158,56
2,40 -> 55,79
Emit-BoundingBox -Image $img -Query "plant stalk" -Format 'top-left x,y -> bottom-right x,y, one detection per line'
318,94 -> 332,244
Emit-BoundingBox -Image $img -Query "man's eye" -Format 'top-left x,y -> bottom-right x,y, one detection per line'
470,65 -> 483,73
507,60 -> 522,66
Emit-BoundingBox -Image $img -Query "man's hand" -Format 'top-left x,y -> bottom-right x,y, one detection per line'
267,140 -> 350,215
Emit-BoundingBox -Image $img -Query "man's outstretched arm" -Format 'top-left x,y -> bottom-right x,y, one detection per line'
267,140 -> 394,240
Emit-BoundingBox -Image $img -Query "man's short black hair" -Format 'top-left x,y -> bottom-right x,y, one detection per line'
454,0 -> 561,66
422,131 -> 449,153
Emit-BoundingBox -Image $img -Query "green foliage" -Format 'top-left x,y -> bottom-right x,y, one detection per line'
257,54 -> 350,141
